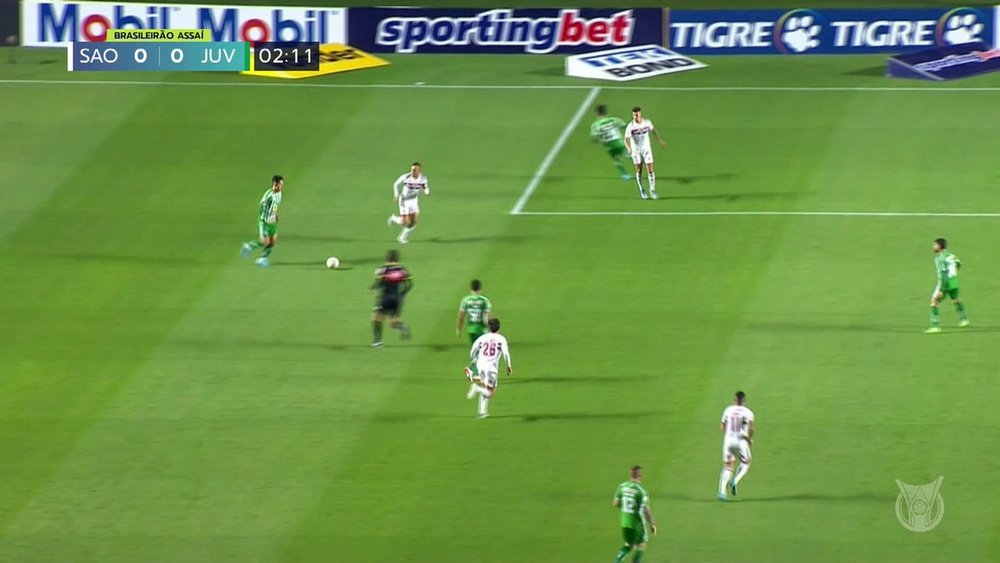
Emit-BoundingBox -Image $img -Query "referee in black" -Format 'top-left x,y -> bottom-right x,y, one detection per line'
371,249 -> 413,347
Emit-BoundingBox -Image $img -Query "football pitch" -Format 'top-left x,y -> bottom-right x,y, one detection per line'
3,34 -> 1000,563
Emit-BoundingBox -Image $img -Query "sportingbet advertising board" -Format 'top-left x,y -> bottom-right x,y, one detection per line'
22,0 -> 346,47
667,7 -> 995,54
346,8 -> 665,54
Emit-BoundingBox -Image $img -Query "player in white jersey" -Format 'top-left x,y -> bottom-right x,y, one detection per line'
718,391 -> 755,501
623,106 -> 667,200
387,162 -> 429,244
465,318 -> 512,419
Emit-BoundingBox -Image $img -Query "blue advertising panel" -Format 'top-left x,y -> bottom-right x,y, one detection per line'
347,7 -> 666,54
888,41 -> 1000,80
668,7 -> 994,54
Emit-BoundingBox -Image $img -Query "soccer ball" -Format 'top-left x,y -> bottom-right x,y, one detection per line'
325,257 -> 340,269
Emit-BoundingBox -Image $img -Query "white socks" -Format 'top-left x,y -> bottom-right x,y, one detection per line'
400,225 -> 415,241
635,172 -> 644,192
389,214 -> 403,225
719,468 -> 733,495
648,173 -> 656,192
468,384 -> 492,416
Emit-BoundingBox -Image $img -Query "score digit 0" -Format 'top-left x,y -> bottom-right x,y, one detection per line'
134,48 -> 147,64
171,48 -> 183,63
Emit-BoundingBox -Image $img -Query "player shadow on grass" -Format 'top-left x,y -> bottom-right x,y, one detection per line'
424,235 -> 536,244
490,410 -> 662,423
654,491 -> 893,504
514,374 -> 647,385
842,66 -> 885,77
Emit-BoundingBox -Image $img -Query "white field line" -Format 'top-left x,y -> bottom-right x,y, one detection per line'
509,86 -> 600,215
3,79 -> 1000,92
515,211 -> 1000,218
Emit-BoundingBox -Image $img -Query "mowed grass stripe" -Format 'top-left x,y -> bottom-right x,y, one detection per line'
0,86 -> 377,560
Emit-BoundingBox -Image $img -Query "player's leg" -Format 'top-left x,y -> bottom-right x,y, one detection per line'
389,311 -> 411,340
614,528 -> 635,563
731,446 -> 752,495
242,223 -> 268,257
388,204 -> 404,226
609,146 -> 629,179
371,309 -> 385,347
631,152 -> 647,199
645,160 -> 657,199
718,447 -> 735,499
399,207 -> 418,243
949,289 -> 969,326
256,232 -> 276,267
926,286 -> 943,333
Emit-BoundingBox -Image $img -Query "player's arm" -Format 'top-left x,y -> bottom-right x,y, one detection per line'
947,256 -> 959,278
746,419 -> 755,446
651,124 -> 667,147
720,414 -> 727,433
624,125 -> 633,152
400,277 -> 413,296
502,341 -> 512,375
370,269 -> 383,291
612,486 -> 621,508
642,504 -> 657,535
423,180 -> 430,197
589,121 -> 601,143
456,301 -> 466,337
392,175 -> 405,203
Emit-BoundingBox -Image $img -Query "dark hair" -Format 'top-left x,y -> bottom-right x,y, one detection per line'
272,175 -> 283,183
488,318 -> 500,332
935,238 -> 947,249
630,465 -> 642,477
471,279 -> 482,291
632,106 -> 641,112
735,391 -> 746,404
386,249 -> 399,262
412,161 -> 421,167
596,104 -> 607,115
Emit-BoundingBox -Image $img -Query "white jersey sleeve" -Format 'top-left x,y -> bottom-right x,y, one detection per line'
393,173 -> 408,197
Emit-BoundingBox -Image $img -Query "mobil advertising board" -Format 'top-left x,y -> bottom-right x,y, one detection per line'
22,0 -> 346,47
346,8 -> 666,54
667,6 -> 995,54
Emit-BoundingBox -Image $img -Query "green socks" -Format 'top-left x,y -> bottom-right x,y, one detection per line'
930,306 -> 940,326
261,244 -> 273,258
633,550 -> 644,563
614,547 -> 630,563
614,161 -> 627,176
955,301 -> 967,320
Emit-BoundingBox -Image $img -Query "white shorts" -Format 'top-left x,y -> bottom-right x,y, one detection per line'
631,147 -> 653,165
723,438 -> 751,464
476,368 -> 498,391
399,198 -> 420,216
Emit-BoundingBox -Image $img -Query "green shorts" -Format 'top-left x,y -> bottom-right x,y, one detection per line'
934,285 -> 959,300
259,222 -> 277,239
621,526 -> 648,546
606,142 -> 627,159
467,324 -> 486,344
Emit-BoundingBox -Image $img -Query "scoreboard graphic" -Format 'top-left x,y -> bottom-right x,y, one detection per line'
66,29 -> 321,72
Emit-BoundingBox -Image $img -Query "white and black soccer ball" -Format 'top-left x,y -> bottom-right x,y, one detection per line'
325,256 -> 340,269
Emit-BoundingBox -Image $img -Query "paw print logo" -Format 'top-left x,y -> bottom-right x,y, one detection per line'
781,15 -> 821,53
943,13 -> 983,45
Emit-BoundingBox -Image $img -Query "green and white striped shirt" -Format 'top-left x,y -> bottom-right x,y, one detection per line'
259,189 -> 281,225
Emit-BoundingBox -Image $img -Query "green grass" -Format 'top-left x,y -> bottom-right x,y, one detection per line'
3,43 -> 1000,563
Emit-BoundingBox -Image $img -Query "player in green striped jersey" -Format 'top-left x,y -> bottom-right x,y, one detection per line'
240,175 -> 283,267
613,465 -> 657,563
591,105 -> 631,180
926,238 -> 969,333
458,279 -> 493,380
457,279 -> 492,344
